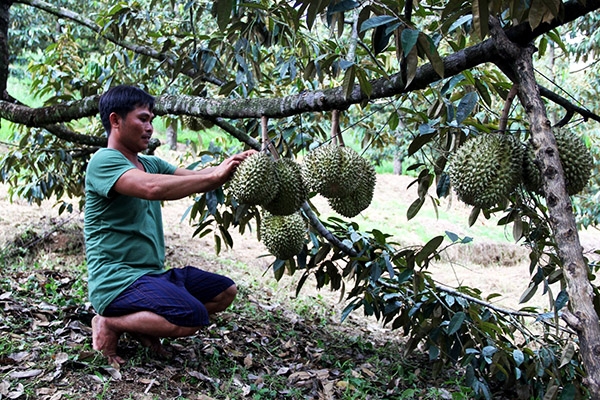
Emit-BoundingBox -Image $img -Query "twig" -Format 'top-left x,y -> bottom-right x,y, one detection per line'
498,84 -> 518,133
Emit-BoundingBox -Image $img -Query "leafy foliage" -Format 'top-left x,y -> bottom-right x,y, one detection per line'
1,0 -> 600,398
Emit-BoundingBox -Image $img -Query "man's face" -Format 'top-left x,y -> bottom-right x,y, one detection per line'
117,105 -> 154,152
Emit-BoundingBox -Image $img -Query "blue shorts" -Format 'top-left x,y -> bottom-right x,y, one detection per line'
102,266 -> 235,327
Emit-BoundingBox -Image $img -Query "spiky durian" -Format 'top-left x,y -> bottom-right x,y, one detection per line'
447,133 -> 523,209
328,154 -> 376,217
301,144 -> 348,198
263,158 -> 308,216
522,128 -> 593,196
260,211 -> 307,259
229,152 -> 279,205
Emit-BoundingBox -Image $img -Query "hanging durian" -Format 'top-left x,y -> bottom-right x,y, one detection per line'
328,150 -> 376,217
263,158 -> 308,216
301,143 -> 348,198
260,210 -> 307,259
522,127 -> 593,196
229,152 -> 279,205
447,133 -> 523,209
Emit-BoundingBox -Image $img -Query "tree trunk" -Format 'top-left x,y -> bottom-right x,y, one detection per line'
492,21 -> 600,397
0,1 -> 11,98
393,156 -> 402,175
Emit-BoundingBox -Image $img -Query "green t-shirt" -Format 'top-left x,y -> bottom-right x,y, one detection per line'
84,148 -> 177,314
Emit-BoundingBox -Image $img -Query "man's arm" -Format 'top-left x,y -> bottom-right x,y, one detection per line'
112,150 -> 255,200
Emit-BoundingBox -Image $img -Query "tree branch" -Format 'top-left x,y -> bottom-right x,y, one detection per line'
538,85 -> 600,124
2,0 -> 599,127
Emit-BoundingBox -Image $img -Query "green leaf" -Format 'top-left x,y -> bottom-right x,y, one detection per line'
555,289 -> 569,311
407,132 -> 436,156
359,15 -> 398,32
472,0 -> 489,39
355,66 -> 372,98
405,46 -> 418,87
436,173 -> 451,198
213,0 -> 233,31
482,345 -> 497,364
416,235 -> 444,265
529,0 -> 554,31
372,24 -> 393,54
540,0 -> 560,18
342,65 -> 356,100
542,384 -> 558,400
513,349 -> 525,366
328,0 -> 359,14
388,111 -> 399,130
447,311 -> 466,335
446,231 -> 459,242
519,282 -> 539,304
468,207 -> 480,227
401,29 -> 419,57
407,197 -> 424,220
417,33 -> 444,78
559,342 -> 575,368
474,78 -> 492,107
455,92 -> 478,124
273,259 -> 286,280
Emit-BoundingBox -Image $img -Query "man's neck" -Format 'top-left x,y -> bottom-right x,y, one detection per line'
107,139 -> 140,166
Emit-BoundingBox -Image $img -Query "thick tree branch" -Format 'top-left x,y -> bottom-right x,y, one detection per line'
1,0 -> 599,129
490,17 -> 600,395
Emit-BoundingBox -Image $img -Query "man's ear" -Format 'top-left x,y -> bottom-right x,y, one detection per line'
109,112 -> 122,129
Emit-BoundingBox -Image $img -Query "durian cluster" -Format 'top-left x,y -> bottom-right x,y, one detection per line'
229,152 -> 309,259
302,144 -> 376,218
447,129 -> 593,210
229,144 -> 377,259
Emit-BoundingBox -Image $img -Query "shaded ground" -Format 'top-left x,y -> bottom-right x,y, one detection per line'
1,165 -> 599,398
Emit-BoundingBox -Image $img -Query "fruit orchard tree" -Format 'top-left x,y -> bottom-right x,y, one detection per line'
2,0 -> 600,398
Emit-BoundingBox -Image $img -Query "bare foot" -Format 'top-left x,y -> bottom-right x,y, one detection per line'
92,315 -> 125,365
133,334 -> 171,358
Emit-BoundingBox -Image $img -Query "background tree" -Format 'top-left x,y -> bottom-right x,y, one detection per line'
1,0 -> 600,397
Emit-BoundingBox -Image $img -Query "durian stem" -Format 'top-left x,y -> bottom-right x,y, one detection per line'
261,115 -> 279,158
331,109 -> 345,146
498,84 -> 518,133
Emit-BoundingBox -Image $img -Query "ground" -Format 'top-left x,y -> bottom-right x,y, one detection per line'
1,158 -> 599,399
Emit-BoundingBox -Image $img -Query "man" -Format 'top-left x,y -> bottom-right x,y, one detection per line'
84,85 -> 255,364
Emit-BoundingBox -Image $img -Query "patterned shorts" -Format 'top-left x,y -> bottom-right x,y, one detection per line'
102,266 -> 235,327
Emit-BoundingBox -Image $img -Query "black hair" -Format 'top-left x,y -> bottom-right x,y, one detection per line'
99,85 -> 155,135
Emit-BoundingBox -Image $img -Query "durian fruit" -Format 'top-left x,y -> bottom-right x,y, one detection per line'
328,152 -> 376,217
301,143 -> 350,198
263,158 -> 308,216
260,210 -> 307,259
229,152 -> 279,205
447,133 -> 523,209
522,128 -> 593,196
